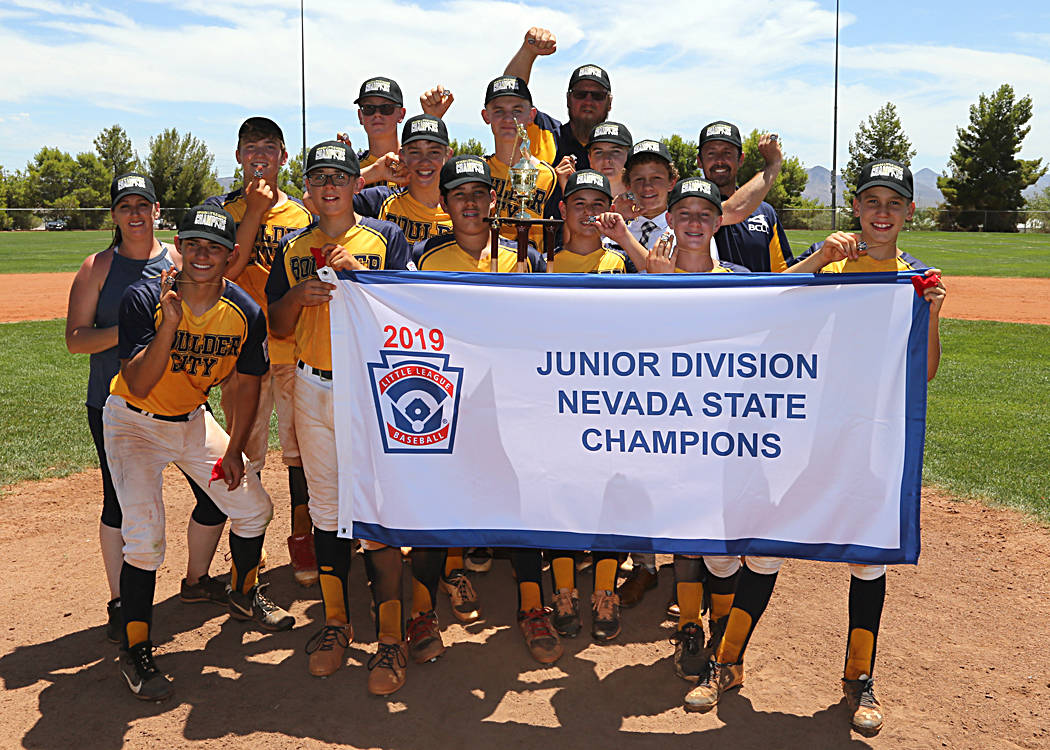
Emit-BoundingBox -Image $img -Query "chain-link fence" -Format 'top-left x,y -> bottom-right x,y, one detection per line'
778,208 -> 1050,233
0,207 -> 191,232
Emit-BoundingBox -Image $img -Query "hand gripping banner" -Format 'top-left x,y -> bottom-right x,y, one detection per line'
331,271 -> 929,564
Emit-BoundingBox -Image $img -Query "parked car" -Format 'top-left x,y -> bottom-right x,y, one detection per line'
45,219 -> 67,231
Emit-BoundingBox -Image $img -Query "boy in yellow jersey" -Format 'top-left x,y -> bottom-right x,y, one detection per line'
413,155 -> 562,665
644,177 -> 749,684
684,160 -> 945,735
480,76 -> 558,254
551,170 -> 635,273
353,115 -> 453,244
354,76 -> 406,185
104,205 -> 294,702
266,140 -> 441,697
206,117 -> 318,589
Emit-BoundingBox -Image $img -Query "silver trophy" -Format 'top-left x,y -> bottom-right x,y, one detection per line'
508,119 -> 539,219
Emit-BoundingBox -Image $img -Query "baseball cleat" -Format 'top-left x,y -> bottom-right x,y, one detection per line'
367,638 -> 408,695
518,608 -> 563,664
464,547 -> 493,573
551,587 -> 581,638
119,641 -> 173,701
843,675 -> 883,735
590,589 -> 621,642
179,574 -> 230,605
440,568 -> 481,623
305,619 -> 353,677
684,660 -> 744,711
228,583 -> 295,631
670,622 -> 709,682
406,610 -> 446,664
618,566 -> 657,608
106,598 -> 122,644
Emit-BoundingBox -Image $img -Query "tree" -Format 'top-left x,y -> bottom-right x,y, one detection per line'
145,129 -> 221,209
736,129 -> 808,212
842,103 -> 916,207
661,134 -> 699,180
938,84 -> 1046,232
450,138 -> 485,157
94,124 -> 137,176
18,147 -> 110,228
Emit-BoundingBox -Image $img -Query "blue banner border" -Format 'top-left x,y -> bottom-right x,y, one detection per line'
343,270 -> 927,564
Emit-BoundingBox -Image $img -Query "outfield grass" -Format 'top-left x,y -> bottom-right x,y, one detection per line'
1,228 -> 1049,277
3,318 -> 1047,524
785,230 -> 1050,277
0,230 -> 176,274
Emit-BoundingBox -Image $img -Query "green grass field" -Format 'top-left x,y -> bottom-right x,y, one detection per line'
1,228 -> 1049,277
2,318 -> 1047,523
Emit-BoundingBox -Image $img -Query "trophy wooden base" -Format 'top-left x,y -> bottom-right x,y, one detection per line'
483,216 -> 564,273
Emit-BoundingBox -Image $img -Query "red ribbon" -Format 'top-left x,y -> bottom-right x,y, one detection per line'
209,458 -> 223,487
911,271 -> 941,296
310,246 -> 327,268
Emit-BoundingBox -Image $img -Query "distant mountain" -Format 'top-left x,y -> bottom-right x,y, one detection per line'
803,166 -> 944,208
1023,173 -> 1050,198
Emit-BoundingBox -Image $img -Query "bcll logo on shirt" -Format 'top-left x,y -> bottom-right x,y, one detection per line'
367,351 -> 463,454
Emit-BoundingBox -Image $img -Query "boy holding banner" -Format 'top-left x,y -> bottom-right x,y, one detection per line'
267,140 -> 443,696
684,160 -> 946,735
414,155 -> 563,665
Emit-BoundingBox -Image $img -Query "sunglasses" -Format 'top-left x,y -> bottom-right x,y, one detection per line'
360,103 -> 398,116
569,89 -> 609,102
306,172 -> 352,187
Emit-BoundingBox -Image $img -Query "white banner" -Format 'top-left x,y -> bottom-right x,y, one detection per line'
331,271 -> 928,564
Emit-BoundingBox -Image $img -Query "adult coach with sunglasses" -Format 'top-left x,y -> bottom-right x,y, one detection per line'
504,27 -> 611,171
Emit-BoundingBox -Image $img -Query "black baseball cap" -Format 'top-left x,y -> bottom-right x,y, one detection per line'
111,172 -> 156,207
563,170 -> 613,200
856,159 -> 914,200
625,139 -> 672,168
178,206 -> 237,250
568,64 -> 611,91
485,75 -> 532,105
588,121 -> 632,149
306,140 -> 361,176
402,115 -> 450,147
667,177 -> 723,214
354,77 -> 403,106
238,116 -> 285,146
699,121 -> 742,150
440,155 -> 492,191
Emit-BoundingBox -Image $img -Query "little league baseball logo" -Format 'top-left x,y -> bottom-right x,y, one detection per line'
367,351 -> 464,454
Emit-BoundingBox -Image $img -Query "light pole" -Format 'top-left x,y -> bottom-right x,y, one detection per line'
300,0 -> 307,171
831,0 -> 840,230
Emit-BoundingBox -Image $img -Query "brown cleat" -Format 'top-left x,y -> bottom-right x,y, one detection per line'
518,608 -> 563,664
367,638 -> 407,696
842,676 -> 883,735
305,618 -> 353,677
406,610 -> 446,664
618,566 -> 657,608
590,589 -> 621,642
684,660 -> 744,712
440,568 -> 481,623
287,533 -> 319,587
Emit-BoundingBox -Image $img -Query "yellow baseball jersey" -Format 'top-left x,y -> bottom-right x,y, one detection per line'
205,189 -> 313,364
486,155 -> 557,252
354,186 -> 452,244
358,151 -> 399,189
266,218 -> 413,371
797,242 -> 928,274
552,245 -> 629,273
674,260 -> 746,273
111,278 -> 268,416
412,233 -> 546,272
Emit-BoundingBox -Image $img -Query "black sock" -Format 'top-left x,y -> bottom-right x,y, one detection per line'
229,532 -> 264,594
364,545 -> 404,639
119,562 -> 157,650
717,566 -> 778,664
314,528 -> 352,622
509,549 -> 544,610
845,574 -> 886,679
409,547 -> 446,612
288,465 -> 310,512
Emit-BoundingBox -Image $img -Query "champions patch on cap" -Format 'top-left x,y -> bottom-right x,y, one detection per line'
856,159 -> 913,199
568,64 -> 611,91
177,205 -> 237,249
667,177 -> 723,214
401,115 -> 450,146
306,140 -> 361,176
110,171 -> 157,207
699,120 -> 742,150
563,169 -> 612,199
354,76 -> 403,105
588,121 -> 632,149
440,155 -> 493,191
626,139 -> 673,167
485,76 -> 532,104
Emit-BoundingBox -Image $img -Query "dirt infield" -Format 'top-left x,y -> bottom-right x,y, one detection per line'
1,458 -> 1048,748
2,272 -> 1050,325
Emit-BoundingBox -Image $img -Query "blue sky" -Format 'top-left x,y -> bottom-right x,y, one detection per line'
1,0 -> 1048,190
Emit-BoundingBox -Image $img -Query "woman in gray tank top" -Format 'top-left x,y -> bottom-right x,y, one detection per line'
65,173 -> 232,644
